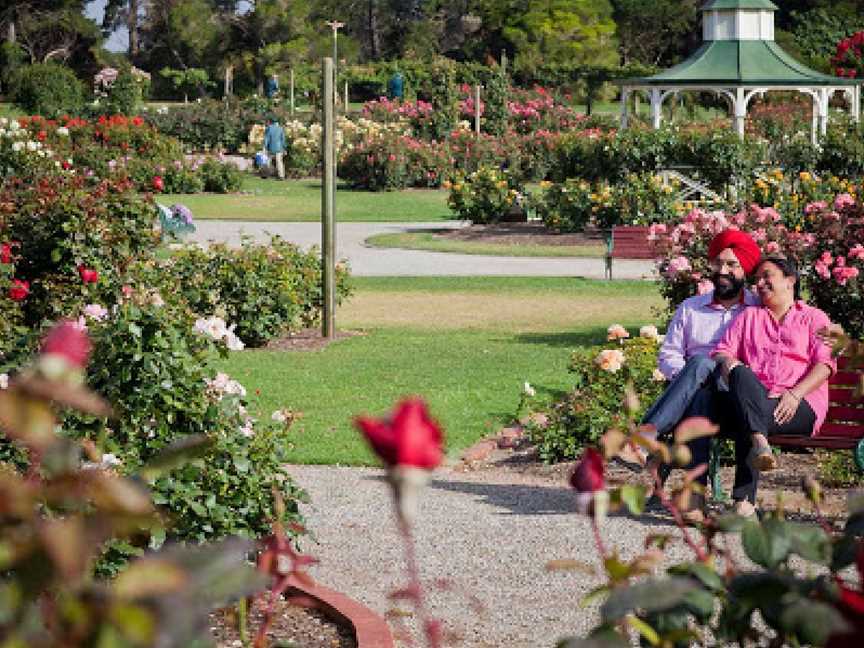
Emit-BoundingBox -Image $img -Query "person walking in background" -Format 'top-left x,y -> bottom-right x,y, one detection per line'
263,116 -> 286,180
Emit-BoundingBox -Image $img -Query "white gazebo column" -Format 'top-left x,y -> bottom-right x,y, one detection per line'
733,87 -> 746,139
854,85 -> 861,124
649,88 -> 663,130
620,87 -> 630,130
818,87 -> 829,136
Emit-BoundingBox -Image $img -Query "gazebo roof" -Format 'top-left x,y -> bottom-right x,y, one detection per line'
700,0 -> 778,10
623,40 -> 859,87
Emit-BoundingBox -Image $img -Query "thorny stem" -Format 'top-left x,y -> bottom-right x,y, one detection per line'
591,514 -> 609,561
650,463 -> 709,563
398,518 -> 441,648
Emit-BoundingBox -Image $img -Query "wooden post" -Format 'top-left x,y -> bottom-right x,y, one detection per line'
290,68 -> 295,117
474,84 -> 481,135
322,58 -> 336,339
344,80 -> 349,113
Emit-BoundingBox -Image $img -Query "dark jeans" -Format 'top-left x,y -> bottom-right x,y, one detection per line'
642,355 -> 718,438
716,365 -> 815,503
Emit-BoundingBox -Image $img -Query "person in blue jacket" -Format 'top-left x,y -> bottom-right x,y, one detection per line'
263,116 -> 286,179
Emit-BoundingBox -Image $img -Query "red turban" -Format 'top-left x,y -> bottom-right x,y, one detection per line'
707,229 -> 761,274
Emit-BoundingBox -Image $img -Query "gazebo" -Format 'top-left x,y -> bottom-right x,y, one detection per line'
617,0 -> 860,143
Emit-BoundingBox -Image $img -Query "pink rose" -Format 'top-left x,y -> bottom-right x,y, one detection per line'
805,201 -> 827,215
697,279 -> 715,295
834,193 -> 856,211
764,241 -> 781,255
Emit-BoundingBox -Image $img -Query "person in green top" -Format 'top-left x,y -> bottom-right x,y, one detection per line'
263,115 -> 286,179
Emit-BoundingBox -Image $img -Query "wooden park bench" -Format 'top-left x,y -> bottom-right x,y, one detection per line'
710,356 -> 864,499
601,226 -> 654,279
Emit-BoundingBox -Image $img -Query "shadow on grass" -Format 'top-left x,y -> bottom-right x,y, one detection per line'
513,328 -> 607,349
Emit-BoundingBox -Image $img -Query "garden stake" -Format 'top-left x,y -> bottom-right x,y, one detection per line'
322,57 -> 336,338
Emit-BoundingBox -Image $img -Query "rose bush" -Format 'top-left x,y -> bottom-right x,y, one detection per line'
446,166 -> 525,224
168,237 -> 353,347
526,331 -> 664,462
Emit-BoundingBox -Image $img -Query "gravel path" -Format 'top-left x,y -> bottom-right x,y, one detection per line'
289,463 -> 701,648
188,221 -> 654,279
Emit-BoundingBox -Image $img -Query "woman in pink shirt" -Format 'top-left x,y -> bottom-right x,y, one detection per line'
712,257 -> 835,517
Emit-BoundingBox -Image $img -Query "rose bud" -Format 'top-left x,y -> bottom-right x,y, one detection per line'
8,279 -> 29,301
1,243 -> 12,264
77,265 -> 99,284
355,398 -> 444,525
570,447 -> 606,514
152,175 -> 164,192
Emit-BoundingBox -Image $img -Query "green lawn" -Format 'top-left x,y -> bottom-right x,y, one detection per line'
366,230 -> 605,258
165,176 -> 452,222
217,277 -> 662,465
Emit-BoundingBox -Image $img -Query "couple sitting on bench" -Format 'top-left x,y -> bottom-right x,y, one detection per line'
628,229 -> 836,520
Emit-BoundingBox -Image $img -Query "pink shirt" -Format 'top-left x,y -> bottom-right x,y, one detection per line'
711,302 -> 836,432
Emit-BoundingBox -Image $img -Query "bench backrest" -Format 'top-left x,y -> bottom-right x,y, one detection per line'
823,356 -> 864,438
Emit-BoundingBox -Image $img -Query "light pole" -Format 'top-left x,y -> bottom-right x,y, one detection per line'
325,20 -> 344,108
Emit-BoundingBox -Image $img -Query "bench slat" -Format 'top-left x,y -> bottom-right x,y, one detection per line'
770,434 -> 859,450
826,405 -> 864,422
829,388 -> 862,402
813,422 -> 864,439
829,371 -> 861,386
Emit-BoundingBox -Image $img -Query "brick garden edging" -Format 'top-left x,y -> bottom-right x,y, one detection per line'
286,574 -> 395,648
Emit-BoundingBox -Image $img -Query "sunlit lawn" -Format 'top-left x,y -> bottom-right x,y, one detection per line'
164,176 -> 452,222
218,277 -> 662,465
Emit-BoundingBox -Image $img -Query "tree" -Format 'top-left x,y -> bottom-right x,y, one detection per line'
0,1 -> 100,72
789,4 -> 864,72
611,0 -> 698,66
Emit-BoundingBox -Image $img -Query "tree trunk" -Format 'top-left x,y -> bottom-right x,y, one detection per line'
368,0 -> 380,59
128,0 -> 139,59
7,21 -> 14,43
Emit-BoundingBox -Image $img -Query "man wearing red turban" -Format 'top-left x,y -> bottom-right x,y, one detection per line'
619,229 -> 761,521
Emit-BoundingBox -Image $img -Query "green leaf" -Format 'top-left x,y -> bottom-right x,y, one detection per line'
741,518 -> 791,569
601,577 -> 698,623
619,485 -> 646,515
668,563 -> 724,592
139,435 -> 214,481
787,523 -> 831,564
778,598 -> 850,646
714,513 -> 747,533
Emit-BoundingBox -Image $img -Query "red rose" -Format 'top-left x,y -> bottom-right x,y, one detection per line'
1,243 -> 12,264
40,320 -> 92,368
354,398 -> 443,470
152,175 -> 164,192
77,264 -> 98,284
36,130 -> 46,142
8,279 -> 29,301
132,116 -> 144,127
570,447 -> 605,493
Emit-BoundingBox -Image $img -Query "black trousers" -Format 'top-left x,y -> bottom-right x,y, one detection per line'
690,365 -> 815,504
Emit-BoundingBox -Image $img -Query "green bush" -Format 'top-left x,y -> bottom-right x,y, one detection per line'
102,66 -> 147,115
169,237 -> 353,347
198,156 -> 244,192
447,166 -> 525,223
528,334 -> 665,462
534,178 -> 593,232
10,62 -> 87,118
77,295 -> 305,544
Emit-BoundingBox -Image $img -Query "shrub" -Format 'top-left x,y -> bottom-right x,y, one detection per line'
198,156 -> 243,192
534,178 -> 593,232
0,325 -> 267,646
102,66 -> 146,115
528,333 -> 665,462
446,166 -> 525,223
10,62 -> 87,118
168,237 -> 353,347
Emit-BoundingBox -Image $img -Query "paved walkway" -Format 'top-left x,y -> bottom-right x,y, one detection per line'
290,463 -> 702,648
189,221 -> 655,279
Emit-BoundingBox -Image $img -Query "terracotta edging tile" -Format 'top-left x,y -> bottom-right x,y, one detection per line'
286,574 -> 395,648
